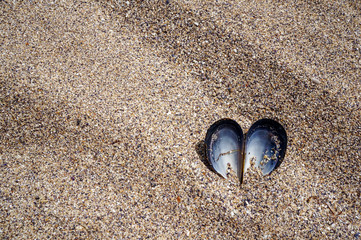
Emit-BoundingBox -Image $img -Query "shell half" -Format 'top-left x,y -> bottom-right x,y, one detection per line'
205,119 -> 244,179
244,119 -> 287,176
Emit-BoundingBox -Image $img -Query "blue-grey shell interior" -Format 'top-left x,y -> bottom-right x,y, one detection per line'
205,119 -> 244,178
244,119 -> 287,175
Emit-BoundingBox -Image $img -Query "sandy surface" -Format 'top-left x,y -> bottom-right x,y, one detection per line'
1,0 -> 360,238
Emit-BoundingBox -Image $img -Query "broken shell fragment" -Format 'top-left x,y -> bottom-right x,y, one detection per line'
205,119 -> 244,179
244,119 -> 287,176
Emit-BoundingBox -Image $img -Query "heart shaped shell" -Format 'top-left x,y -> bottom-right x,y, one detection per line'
205,118 -> 287,184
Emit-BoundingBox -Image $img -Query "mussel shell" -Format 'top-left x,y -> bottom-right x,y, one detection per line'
244,119 -> 287,175
205,119 -> 244,178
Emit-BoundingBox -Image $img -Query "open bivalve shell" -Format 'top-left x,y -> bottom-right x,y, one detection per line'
205,118 -> 287,184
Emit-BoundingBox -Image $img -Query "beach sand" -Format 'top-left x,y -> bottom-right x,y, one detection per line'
1,0 -> 360,238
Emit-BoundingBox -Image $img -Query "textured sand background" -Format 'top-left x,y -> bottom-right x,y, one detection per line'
1,0 -> 360,238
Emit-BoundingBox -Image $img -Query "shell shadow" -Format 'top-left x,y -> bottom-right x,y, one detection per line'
195,140 -> 221,176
